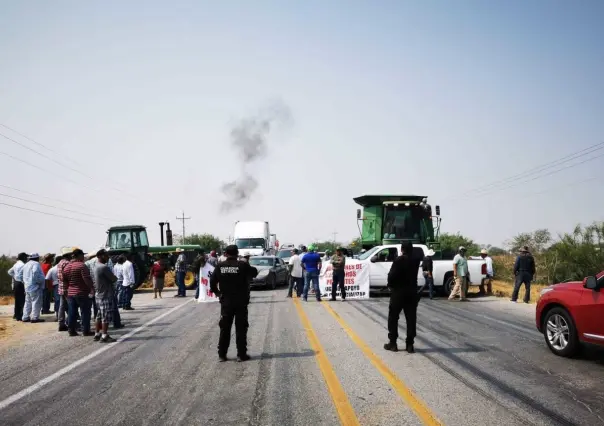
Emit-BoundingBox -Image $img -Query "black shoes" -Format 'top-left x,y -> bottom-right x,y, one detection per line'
384,342 -> 399,352
100,335 -> 116,343
237,354 -> 251,362
406,344 -> 415,354
218,355 -> 228,362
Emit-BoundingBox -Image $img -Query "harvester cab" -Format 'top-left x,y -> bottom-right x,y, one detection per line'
106,225 -> 150,288
354,195 -> 442,258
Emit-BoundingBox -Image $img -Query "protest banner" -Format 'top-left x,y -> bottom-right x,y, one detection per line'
197,262 -> 219,303
318,259 -> 370,299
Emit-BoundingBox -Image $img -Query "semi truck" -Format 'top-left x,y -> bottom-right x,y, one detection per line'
233,221 -> 276,257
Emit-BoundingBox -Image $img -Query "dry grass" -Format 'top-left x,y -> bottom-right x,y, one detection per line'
0,317 -> 7,339
488,279 -> 549,304
0,296 -> 14,306
140,271 -> 177,289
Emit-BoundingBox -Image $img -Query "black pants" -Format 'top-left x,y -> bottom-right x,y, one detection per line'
218,302 -> 249,357
331,269 -> 346,300
388,291 -> 419,345
13,281 -> 25,320
512,272 -> 532,303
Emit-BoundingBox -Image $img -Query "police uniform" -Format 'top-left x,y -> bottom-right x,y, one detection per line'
384,243 -> 423,353
210,246 -> 258,361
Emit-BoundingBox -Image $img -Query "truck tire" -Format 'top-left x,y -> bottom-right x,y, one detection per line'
443,275 -> 455,297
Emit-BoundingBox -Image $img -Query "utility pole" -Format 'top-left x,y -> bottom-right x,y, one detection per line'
176,211 -> 191,244
332,231 -> 338,247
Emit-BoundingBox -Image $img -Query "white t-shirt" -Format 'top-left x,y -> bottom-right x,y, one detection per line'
45,265 -> 59,286
288,254 -> 303,278
485,256 -> 494,276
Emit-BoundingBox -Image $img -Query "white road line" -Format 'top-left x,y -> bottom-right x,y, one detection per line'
0,298 -> 194,411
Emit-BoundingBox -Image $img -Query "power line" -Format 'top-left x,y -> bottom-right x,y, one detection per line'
0,201 -> 107,225
453,141 -> 604,199
0,192 -> 122,222
0,126 -> 171,209
0,183 -> 108,214
466,151 -> 604,201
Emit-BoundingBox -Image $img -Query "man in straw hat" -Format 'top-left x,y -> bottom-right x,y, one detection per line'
57,247 -> 76,331
511,246 -> 536,303
22,253 -> 46,322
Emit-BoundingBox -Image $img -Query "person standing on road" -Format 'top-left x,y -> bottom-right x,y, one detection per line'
511,246 -> 535,303
210,245 -> 258,362
93,249 -> 118,343
174,249 -> 187,297
330,248 -> 347,301
41,254 -> 54,315
8,252 -> 28,321
449,247 -> 470,302
384,242 -> 422,353
479,249 -> 494,296
45,256 -> 62,320
63,249 -> 95,337
114,255 -> 126,308
22,253 -> 46,323
56,248 -> 74,331
422,249 -> 435,300
287,249 -> 303,298
122,254 -> 136,309
207,250 -> 218,267
301,245 -> 322,302
85,251 -> 100,321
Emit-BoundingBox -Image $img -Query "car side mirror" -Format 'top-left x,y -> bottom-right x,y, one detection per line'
370,255 -> 378,263
584,276 -> 598,290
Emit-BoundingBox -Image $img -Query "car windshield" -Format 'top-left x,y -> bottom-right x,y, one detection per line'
236,238 -> 265,249
357,246 -> 383,261
249,257 -> 275,266
277,250 -> 292,259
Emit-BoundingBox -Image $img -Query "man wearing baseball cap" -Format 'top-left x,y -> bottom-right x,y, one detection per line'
63,248 -> 95,336
449,246 -> 470,301
22,253 -> 46,322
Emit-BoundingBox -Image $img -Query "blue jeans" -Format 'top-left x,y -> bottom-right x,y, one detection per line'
424,275 -> 434,298
303,270 -> 321,300
68,295 -> 92,333
53,286 -> 60,317
176,271 -> 187,296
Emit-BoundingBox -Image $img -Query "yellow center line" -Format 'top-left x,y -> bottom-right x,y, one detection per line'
293,298 -> 361,426
321,301 -> 443,426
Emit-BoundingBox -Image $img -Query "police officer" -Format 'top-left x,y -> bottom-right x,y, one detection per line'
210,245 -> 258,362
384,242 -> 423,353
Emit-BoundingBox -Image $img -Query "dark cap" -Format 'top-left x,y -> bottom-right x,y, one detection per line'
96,249 -> 108,256
72,248 -> 85,257
225,245 -> 239,256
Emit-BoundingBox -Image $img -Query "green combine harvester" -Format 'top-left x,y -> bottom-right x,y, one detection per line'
354,194 -> 442,257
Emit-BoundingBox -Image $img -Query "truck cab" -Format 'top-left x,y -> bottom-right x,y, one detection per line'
354,195 -> 441,257
234,221 -> 275,256
105,225 -> 150,288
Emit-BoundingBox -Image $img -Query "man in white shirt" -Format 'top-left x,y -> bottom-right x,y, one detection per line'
287,249 -> 304,298
479,249 -> 494,296
8,252 -> 28,321
122,255 -> 136,310
45,256 -> 61,321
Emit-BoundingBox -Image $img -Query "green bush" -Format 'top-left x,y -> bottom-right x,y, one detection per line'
0,255 -> 14,296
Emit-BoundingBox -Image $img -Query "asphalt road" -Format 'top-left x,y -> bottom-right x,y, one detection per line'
0,288 -> 603,426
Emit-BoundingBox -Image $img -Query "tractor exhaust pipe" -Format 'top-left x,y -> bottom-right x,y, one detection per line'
159,222 -> 165,246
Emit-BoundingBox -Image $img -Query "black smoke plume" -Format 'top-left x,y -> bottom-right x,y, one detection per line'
220,100 -> 292,213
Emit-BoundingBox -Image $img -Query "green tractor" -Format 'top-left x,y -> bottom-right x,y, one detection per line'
148,245 -> 205,289
105,225 -> 151,289
354,195 -> 442,257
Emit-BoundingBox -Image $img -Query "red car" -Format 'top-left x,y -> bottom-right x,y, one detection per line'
536,271 -> 604,357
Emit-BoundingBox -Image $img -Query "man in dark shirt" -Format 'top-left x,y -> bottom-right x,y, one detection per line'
210,245 -> 258,362
422,249 -> 435,300
63,249 -> 95,337
94,249 -> 118,342
384,242 -> 422,353
511,246 -> 536,303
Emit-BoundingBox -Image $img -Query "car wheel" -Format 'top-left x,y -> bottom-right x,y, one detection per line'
543,307 -> 579,357
267,274 -> 277,290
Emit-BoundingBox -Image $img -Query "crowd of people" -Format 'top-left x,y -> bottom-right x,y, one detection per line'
7,246 -> 139,342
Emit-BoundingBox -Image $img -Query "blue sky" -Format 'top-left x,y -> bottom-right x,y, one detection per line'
0,0 -> 603,253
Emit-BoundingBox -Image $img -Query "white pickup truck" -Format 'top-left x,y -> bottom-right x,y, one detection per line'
357,244 -> 487,295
